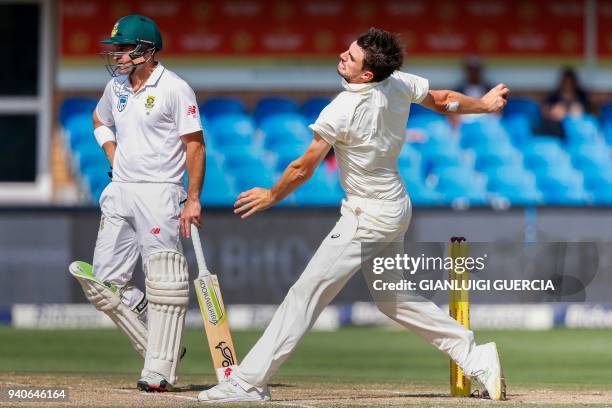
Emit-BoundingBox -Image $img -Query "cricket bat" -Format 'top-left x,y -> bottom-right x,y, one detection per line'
191,224 -> 238,382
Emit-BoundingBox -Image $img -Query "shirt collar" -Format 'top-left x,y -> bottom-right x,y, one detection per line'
115,63 -> 165,94
341,77 -> 383,93
144,62 -> 164,87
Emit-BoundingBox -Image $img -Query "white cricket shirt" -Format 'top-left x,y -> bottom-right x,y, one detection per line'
309,71 -> 429,200
96,63 -> 202,184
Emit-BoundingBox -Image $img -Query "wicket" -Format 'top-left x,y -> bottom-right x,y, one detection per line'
449,236 -> 471,397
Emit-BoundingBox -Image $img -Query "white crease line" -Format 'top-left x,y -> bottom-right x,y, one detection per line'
270,401 -> 317,408
111,388 -> 198,402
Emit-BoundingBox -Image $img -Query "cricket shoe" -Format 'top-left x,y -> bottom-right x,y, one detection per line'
466,342 -> 506,400
198,376 -> 271,403
137,372 -> 174,392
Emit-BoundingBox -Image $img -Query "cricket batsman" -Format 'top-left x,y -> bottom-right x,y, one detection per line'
69,15 -> 204,391
200,28 -> 508,402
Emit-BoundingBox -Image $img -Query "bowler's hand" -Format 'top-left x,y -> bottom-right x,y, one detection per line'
234,188 -> 275,219
482,83 -> 510,113
180,198 -> 201,238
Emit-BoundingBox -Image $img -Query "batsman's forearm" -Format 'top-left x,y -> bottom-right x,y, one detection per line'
186,143 -> 205,201
269,160 -> 312,204
101,141 -> 116,167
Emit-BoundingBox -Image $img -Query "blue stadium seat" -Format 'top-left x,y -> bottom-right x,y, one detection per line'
301,97 -> 331,124
398,144 -> 423,177
604,122 -> 612,145
60,97 -> 97,125
64,113 -> 95,149
486,165 -> 541,205
274,143 -> 307,170
600,102 -> 612,122
584,171 -> 612,205
405,181 -> 444,206
431,166 -> 488,205
503,97 -> 541,130
522,137 -> 570,171
567,142 -> 611,173
562,114 -> 602,145
208,114 -> 255,147
75,144 -> 108,175
502,115 -> 532,146
460,117 -> 509,151
232,167 -> 275,192
261,114 -> 311,148
534,167 -> 589,205
200,97 -> 245,120
255,97 -> 298,123
399,165 -> 422,183
84,172 -> 110,203
474,149 -> 522,172
424,146 -> 464,172
294,169 -> 343,205
411,119 -> 453,141
409,103 -> 443,120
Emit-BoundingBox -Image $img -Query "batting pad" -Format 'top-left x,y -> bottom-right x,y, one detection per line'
144,250 -> 189,384
69,261 -> 148,358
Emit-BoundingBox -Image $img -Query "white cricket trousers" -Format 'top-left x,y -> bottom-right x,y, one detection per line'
233,195 -> 475,390
92,182 -> 186,309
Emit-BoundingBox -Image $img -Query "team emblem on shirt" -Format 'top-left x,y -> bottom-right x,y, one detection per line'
117,94 -> 128,112
145,95 -> 156,115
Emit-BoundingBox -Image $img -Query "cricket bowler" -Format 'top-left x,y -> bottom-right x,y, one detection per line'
69,15 -> 204,391
200,28 -> 508,402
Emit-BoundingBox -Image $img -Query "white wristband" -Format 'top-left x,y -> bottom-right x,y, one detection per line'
94,125 -> 116,147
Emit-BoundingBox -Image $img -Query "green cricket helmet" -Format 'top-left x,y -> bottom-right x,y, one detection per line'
100,15 -> 162,77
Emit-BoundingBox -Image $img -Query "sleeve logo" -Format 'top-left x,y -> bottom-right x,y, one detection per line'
187,105 -> 197,117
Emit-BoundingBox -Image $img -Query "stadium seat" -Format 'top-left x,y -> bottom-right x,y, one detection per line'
584,171 -> 612,205
604,122 -> 612,145
503,97 -> 541,130
459,117 -> 509,151
431,166 -> 488,205
409,103 -> 443,120
523,137 -> 570,171
261,114 -> 311,148
535,167 -> 589,205
60,97 -> 97,125
208,114 -> 255,147
200,97 -> 245,119
75,144 -> 108,175
562,114 -> 602,145
398,145 -> 424,177
254,97 -> 298,123
405,181 -> 444,206
567,143 -> 611,173
600,102 -> 612,123
84,172 -> 110,203
301,97 -> 331,124
474,149 -> 523,172
502,115 -> 532,146
274,143 -> 308,170
294,169 -> 343,205
64,113 -> 95,150
486,166 -> 541,205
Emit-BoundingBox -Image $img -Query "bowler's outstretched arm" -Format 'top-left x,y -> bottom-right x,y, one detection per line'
420,83 -> 509,114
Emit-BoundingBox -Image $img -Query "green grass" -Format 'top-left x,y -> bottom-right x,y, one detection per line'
0,327 -> 610,390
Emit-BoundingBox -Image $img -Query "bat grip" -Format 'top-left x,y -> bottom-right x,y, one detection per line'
190,223 -> 210,277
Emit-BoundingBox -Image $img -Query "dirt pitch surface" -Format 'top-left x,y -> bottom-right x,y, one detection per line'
1,373 -> 611,408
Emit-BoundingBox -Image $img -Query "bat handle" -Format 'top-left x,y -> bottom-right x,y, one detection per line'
190,223 -> 210,277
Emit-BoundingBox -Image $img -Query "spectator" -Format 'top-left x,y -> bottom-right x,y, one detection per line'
540,67 -> 590,138
456,56 -> 492,98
